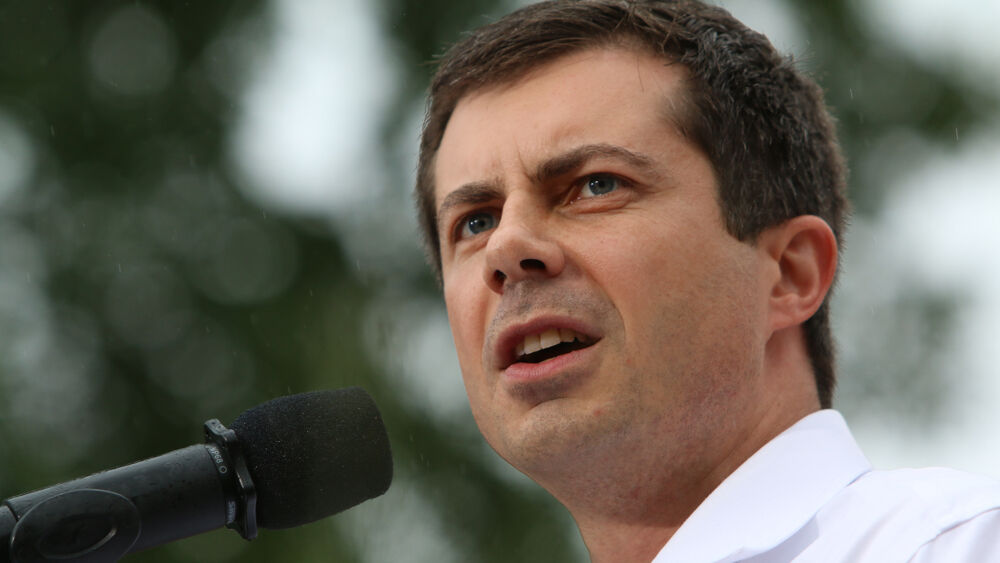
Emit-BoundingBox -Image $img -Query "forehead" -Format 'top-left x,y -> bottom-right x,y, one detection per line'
433,47 -> 691,207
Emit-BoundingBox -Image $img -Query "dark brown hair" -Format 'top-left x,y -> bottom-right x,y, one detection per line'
415,0 -> 849,408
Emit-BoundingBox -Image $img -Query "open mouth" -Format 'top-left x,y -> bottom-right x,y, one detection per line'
514,328 -> 596,364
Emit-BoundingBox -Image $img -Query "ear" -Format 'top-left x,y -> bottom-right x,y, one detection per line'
758,215 -> 839,332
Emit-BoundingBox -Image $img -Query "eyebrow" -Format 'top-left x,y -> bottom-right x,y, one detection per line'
436,180 -> 504,232
534,143 -> 659,184
435,143 -> 660,230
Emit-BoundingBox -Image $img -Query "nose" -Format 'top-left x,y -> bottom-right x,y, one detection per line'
483,207 -> 566,294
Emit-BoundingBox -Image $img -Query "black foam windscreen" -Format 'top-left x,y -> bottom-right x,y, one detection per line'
230,387 -> 393,529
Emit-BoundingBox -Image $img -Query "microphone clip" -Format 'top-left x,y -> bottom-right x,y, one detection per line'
203,419 -> 258,541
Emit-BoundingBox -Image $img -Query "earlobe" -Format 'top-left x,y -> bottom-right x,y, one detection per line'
762,215 -> 839,332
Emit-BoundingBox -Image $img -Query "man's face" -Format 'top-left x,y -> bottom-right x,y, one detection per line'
433,48 -> 774,485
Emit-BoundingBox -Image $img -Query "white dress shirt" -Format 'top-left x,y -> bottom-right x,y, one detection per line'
652,410 -> 1000,562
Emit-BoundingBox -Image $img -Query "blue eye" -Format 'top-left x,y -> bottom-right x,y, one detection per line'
580,174 -> 620,198
460,211 -> 498,238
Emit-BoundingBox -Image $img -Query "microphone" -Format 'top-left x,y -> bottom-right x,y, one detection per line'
0,387 -> 393,563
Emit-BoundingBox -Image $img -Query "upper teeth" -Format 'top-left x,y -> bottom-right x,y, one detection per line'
516,328 -> 584,358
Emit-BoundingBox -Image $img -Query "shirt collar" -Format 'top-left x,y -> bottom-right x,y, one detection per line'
652,410 -> 871,563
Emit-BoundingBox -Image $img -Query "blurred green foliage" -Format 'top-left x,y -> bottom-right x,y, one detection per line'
0,0 -> 996,561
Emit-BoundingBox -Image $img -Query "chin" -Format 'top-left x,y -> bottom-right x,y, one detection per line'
487,396 -> 633,475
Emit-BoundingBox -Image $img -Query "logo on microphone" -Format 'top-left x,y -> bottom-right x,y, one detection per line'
206,444 -> 228,474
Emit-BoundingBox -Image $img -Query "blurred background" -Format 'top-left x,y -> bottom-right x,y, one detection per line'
0,0 -> 997,561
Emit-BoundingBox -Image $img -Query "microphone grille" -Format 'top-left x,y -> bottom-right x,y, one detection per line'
231,387 -> 393,529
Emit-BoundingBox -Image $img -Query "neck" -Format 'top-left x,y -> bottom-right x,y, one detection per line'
566,472 -> 715,563
558,425 -> 787,562
528,412 -> 770,562
542,327 -> 820,562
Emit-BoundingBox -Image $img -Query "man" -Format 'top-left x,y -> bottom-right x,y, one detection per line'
414,1 -> 1000,560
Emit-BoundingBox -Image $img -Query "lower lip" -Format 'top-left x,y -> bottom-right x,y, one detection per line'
502,344 -> 597,384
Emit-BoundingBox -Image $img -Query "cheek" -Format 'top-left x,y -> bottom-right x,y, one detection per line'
445,296 -> 480,362
595,218 -> 761,364
443,268 -> 491,372
445,289 -> 492,420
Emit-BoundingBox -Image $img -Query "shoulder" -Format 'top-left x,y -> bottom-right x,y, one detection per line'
909,506 -> 1000,562
807,466 -> 1000,561
846,466 -> 1000,520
